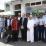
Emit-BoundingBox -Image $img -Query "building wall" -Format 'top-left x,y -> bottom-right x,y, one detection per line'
23,0 -> 43,3
21,3 -> 26,17
5,0 -> 46,16
5,0 -> 46,11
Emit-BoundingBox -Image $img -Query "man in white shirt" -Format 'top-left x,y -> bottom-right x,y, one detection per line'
27,14 -> 35,43
6,17 -> 12,43
43,13 -> 46,42
38,16 -> 44,41
33,16 -> 39,42
7,17 -> 11,28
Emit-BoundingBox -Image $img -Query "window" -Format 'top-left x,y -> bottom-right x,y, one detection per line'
31,3 -> 35,6
31,2 -> 41,6
25,3 -> 30,7
42,1 -> 46,4
5,4 -> 10,11
15,4 -> 21,10
36,2 -> 41,5
14,11 -> 21,16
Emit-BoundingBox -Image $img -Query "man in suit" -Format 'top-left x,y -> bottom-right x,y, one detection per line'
20,14 -> 28,41
5,17 -> 12,43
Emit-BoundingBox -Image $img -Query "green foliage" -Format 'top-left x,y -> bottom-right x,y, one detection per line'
32,9 -> 44,17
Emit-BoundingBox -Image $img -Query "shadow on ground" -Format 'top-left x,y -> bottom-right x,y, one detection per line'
0,39 -> 46,46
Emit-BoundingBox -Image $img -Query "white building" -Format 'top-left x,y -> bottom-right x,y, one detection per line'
5,0 -> 46,16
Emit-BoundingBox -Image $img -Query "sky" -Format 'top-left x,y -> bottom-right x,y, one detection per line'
0,0 -> 11,10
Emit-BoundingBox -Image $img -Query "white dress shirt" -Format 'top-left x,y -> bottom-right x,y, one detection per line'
7,19 -> 11,27
33,17 -> 39,26
43,15 -> 46,27
39,17 -> 44,26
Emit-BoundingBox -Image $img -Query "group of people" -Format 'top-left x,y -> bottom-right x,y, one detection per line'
4,14 -> 27,43
0,13 -> 46,43
27,13 -> 46,43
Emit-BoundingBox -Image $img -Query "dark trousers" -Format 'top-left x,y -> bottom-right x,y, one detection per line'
5,26 -> 12,43
44,27 -> 46,42
39,25 -> 44,41
12,30 -> 19,41
21,29 -> 27,41
34,26 -> 39,42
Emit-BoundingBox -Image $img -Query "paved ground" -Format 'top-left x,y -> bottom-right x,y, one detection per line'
0,39 -> 46,46
0,31 -> 46,46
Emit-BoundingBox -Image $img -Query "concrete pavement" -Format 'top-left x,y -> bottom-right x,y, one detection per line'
0,42 -> 13,46
0,39 -> 46,46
